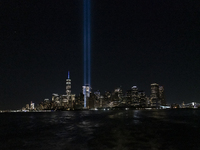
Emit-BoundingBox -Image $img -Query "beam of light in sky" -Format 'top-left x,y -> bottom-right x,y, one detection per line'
87,0 -> 91,86
68,71 -> 70,79
83,0 -> 87,108
83,0 -> 91,108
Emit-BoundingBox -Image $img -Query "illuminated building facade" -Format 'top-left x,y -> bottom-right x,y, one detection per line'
94,90 -> 100,100
52,93 -> 59,102
61,95 -> 68,104
150,83 -> 161,107
159,86 -> 166,105
138,91 -> 147,107
83,85 -> 91,108
131,86 -> 139,106
88,93 -> 95,109
112,87 -> 123,101
26,104 -> 29,110
126,90 -> 132,105
104,91 -> 111,102
30,101 -> 35,110
44,98 -> 49,102
66,71 -> 71,101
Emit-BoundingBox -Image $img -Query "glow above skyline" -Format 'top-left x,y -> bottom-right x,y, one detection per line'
84,0 -> 91,86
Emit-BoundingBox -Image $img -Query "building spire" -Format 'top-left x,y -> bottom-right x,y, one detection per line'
68,71 -> 70,79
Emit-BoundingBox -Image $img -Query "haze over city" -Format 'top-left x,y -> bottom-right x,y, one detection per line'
1,0 -> 200,109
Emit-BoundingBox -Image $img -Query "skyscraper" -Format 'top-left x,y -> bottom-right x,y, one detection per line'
159,86 -> 166,105
82,84 -> 91,108
131,86 -> 139,106
138,91 -> 147,107
150,83 -> 161,107
66,71 -> 71,101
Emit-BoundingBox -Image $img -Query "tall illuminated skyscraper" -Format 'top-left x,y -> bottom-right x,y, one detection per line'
159,86 -> 166,105
131,86 -> 139,106
150,83 -> 161,107
82,84 -> 91,108
83,0 -> 91,108
66,71 -> 71,101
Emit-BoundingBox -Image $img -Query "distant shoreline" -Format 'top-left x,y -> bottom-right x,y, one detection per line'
1,107 -> 200,113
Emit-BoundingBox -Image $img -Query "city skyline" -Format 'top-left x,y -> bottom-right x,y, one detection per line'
20,78 -> 168,111
1,0 -> 200,109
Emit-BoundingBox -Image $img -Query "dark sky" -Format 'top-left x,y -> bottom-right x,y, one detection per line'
1,0 -> 200,109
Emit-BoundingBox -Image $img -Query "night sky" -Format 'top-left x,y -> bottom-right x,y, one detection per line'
1,0 -> 200,109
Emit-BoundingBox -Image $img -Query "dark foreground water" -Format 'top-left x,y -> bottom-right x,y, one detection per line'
0,109 -> 200,150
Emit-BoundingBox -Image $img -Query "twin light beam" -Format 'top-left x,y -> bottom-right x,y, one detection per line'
83,0 -> 91,108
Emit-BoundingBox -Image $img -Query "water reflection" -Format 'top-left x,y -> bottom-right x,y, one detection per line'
1,110 -> 200,150
151,110 -> 168,119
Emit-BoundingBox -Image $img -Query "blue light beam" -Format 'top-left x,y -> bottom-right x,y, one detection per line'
87,0 -> 91,86
83,0 -> 91,108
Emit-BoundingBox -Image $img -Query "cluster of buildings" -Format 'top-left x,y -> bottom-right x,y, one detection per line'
22,72 -> 167,111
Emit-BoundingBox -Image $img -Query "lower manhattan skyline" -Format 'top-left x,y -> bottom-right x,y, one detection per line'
1,0 -> 200,109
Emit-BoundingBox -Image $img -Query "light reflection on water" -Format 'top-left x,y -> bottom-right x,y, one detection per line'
0,109 -> 200,150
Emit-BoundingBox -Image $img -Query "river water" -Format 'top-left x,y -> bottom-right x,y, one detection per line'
0,109 -> 200,150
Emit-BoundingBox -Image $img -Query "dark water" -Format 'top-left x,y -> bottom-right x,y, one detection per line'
0,109 -> 200,150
